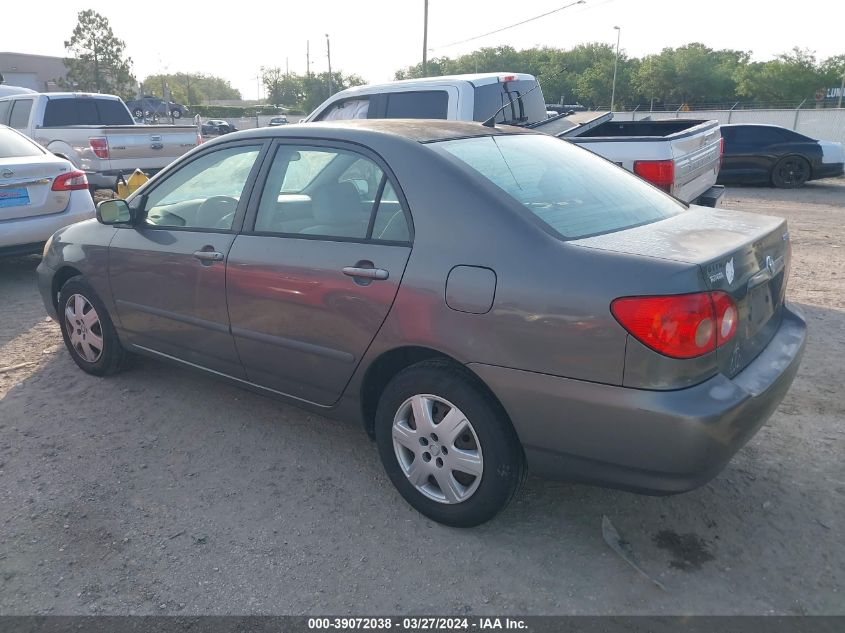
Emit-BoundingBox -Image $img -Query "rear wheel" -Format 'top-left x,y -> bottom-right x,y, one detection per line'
132,107 -> 144,118
375,360 -> 524,527
58,277 -> 126,376
171,108 -> 182,119
772,156 -> 810,188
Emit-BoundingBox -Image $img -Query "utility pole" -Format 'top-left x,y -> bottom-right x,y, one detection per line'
286,57 -> 289,76
610,26 -> 621,112
306,40 -> 311,77
326,34 -> 333,97
422,0 -> 429,76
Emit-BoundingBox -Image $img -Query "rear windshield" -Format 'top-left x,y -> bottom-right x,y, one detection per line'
43,98 -> 133,126
472,80 -> 547,125
431,134 -> 684,240
0,126 -> 43,158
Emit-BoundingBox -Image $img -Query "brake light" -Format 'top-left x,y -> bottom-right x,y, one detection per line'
51,170 -> 89,191
719,137 -> 725,169
633,159 -> 674,192
89,137 -> 109,159
501,75 -> 516,82
611,291 -> 738,359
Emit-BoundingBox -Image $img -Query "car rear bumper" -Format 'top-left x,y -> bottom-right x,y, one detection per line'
692,184 -> 725,207
813,163 -> 844,180
0,191 -> 95,253
468,303 -> 806,494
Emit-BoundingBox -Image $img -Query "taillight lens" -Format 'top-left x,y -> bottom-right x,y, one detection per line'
89,137 -> 109,159
633,159 -> 674,192
611,291 -> 738,359
196,131 -> 204,145
51,170 -> 89,191
719,137 -> 725,169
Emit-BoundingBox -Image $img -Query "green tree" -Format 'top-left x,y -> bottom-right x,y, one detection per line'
261,67 -> 304,106
62,9 -> 135,99
140,73 -> 241,105
736,48 -> 824,104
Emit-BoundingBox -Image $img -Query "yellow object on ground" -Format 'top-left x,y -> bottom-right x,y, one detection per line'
116,169 -> 149,198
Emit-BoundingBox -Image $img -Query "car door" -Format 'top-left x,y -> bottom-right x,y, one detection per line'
226,140 -> 413,406
721,126 -> 776,182
109,140 -> 267,377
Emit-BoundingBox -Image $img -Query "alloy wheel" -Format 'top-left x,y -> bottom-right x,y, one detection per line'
392,394 -> 484,504
64,294 -> 104,363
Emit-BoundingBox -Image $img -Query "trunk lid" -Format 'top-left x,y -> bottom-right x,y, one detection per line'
0,155 -> 71,221
103,125 -> 199,166
573,206 -> 790,376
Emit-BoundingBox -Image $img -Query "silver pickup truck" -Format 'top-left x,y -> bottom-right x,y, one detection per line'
307,74 -> 723,206
0,92 -> 201,189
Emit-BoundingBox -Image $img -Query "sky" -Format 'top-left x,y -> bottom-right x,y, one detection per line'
2,0 -> 843,99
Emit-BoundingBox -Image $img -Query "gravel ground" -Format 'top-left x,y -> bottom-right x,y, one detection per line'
0,181 -> 843,615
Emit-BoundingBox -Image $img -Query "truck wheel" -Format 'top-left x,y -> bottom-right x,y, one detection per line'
374,360 -> 525,527
171,108 -> 182,119
772,156 -> 810,188
132,108 -> 144,118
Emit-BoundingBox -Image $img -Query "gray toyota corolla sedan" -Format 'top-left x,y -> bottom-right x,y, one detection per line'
37,119 -> 806,527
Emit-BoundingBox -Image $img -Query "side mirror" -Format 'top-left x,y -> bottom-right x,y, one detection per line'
96,199 -> 133,225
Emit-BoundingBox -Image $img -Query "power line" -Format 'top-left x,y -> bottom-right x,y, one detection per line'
432,0 -> 587,51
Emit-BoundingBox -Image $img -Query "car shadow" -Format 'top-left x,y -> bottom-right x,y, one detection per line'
0,301 -> 841,614
0,254 -> 48,349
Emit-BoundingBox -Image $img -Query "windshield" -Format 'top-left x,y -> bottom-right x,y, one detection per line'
431,133 -> 684,240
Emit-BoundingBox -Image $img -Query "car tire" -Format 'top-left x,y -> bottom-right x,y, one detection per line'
171,108 -> 182,119
132,108 -> 144,118
771,156 -> 810,188
58,277 -> 127,376
374,360 -> 525,527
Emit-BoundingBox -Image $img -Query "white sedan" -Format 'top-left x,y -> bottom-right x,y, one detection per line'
0,124 -> 95,256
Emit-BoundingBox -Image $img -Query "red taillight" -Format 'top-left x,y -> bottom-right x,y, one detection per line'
89,137 -> 109,159
633,159 -> 674,192
611,291 -> 737,359
51,170 -> 89,191
501,75 -> 516,82
719,137 -> 725,169
196,131 -> 204,145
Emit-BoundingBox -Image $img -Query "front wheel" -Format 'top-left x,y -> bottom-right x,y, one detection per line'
772,156 -> 810,188
375,360 -> 524,527
58,277 -> 127,376
132,108 -> 144,118
171,108 -> 182,119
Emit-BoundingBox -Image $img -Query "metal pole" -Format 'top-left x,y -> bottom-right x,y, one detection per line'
727,101 -> 738,123
306,40 -> 310,77
793,99 -> 806,130
610,26 -> 621,112
838,71 -> 845,109
422,0 -> 429,76
326,34 -> 333,97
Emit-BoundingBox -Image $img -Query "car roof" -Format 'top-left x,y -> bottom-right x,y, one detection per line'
220,118 -> 533,145
332,72 -> 536,97
721,123 -> 789,129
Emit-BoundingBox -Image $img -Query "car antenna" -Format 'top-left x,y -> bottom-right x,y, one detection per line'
482,68 -> 566,128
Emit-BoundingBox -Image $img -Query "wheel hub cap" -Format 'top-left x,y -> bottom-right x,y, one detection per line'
392,394 -> 484,505
64,294 -> 104,363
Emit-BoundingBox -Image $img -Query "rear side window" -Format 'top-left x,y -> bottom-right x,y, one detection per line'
9,99 -> 33,129
43,98 -> 133,126
0,100 -> 10,125
317,98 -> 370,121
0,126 -> 44,158
384,91 -> 448,119
432,134 -> 683,240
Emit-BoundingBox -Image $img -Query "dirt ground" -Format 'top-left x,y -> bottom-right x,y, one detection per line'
0,181 -> 842,615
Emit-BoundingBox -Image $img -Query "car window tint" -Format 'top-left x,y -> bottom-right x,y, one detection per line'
95,99 -> 133,125
371,181 -> 410,242
143,145 -> 261,230
254,146 -> 382,240
44,98 -> 133,126
0,100 -> 11,125
384,91 -> 448,119
433,134 -> 683,240
0,126 -> 43,158
317,98 -> 370,121
9,99 -> 33,129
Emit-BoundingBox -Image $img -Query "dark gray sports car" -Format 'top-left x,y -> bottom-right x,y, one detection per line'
36,120 -> 806,526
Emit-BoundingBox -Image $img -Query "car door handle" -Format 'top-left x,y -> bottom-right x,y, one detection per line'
342,266 -> 389,280
193,250 -> 224,262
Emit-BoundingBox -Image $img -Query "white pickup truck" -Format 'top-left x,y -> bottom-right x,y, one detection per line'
0,92 -> 201,189
305,74 -> 723,206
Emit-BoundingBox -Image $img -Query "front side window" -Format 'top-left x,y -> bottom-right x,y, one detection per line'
254,145 -> 410,242
431,134 -> 684,240
143,145 -> 261,230
9,99 -> 33,129
318,98 -> 370,121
